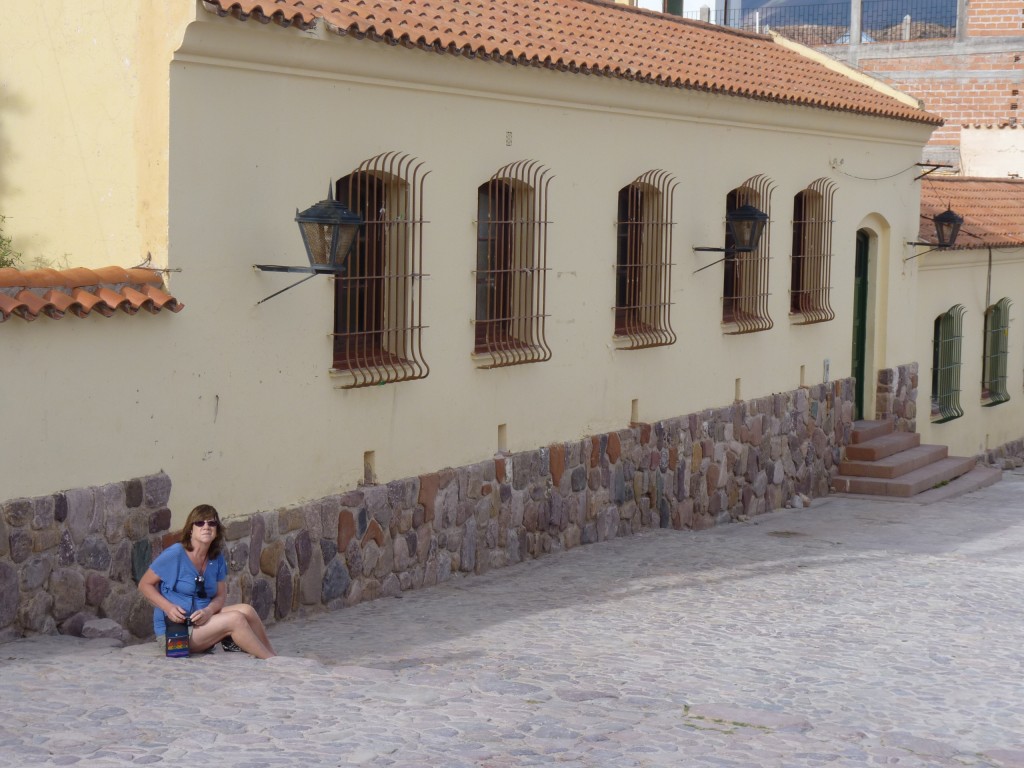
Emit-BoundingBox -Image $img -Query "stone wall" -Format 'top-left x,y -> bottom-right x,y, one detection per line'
875,363 -> 918,432
978,437 -> 1024,469
1,379 -> 855,644
0,473 -> 173,644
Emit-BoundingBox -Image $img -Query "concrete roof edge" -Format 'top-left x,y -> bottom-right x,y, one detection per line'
768,31 -> 929,113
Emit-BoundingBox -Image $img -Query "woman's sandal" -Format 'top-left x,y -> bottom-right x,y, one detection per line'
221,637 -> 243,653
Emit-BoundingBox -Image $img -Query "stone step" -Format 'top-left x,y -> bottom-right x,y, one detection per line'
905,465 -> 1003,504
839,443 -> 948,479
832,455 -> 978,498
846,431 -> 921,461
850,419 -> 893,444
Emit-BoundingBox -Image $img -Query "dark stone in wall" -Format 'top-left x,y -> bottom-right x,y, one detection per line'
53,494 -> 68,523
275,565 -> 293,620
9,530 -> 32,564
143,473 -> 172,508
0,562 -> 19,628
4,499 -> 32,528
125,479 -> 144,509
320,539 -> 337,565
248,515 -> 265,577
322,558 -> 351,603
251,578 -> 273,621
295,531 -> 312,574
57,531 -> 76,567
77,535 -> 111,572
150,508 -> 172,535
132,539 -> 152,584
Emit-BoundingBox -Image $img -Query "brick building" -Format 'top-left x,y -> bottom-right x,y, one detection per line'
820,0 -> 1024,170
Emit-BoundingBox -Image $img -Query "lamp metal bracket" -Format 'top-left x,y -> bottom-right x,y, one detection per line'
692,246 -> 751,274
913,162 -> 956,182
252,263 -> 343,305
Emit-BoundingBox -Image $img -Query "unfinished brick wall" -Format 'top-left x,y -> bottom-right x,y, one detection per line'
858,52 -> 1023,147
967,0 -> 1024,36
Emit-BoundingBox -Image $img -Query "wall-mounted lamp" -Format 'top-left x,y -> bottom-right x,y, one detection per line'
253,186 -> 364,304
693,204 -> 769,273
904,207 -> 963,261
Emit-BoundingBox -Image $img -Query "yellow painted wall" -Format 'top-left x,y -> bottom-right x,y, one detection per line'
0,0 -> 193,269
0,11 -> 935,522
915,247 -> 1024,456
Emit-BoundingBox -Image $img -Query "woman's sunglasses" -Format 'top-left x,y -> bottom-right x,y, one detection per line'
193,519 -> 218,528
195,575 -> 207,599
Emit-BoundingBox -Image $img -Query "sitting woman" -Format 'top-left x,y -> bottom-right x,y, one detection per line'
138,504 -> 276,659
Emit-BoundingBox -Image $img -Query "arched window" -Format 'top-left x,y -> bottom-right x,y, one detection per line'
474,160 -> 552,368
790,178 -> 836,324
722,174 -> 774,333
334,152 -> 429,388
982,297 -> 1011,406
931,304 -> 966,423
614,170 -> 677,349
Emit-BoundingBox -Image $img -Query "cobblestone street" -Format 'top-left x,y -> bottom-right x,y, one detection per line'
3,473 -> 1024,767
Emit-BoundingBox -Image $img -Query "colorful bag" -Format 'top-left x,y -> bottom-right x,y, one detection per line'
165,619 -> 190,658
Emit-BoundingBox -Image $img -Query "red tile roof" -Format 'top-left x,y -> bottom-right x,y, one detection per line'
0,267 -> 184,322
920,176 -> 1024,250
202,0 -> 939,126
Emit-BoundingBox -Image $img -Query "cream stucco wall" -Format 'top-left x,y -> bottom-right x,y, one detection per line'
960,129 -> 1024,178
0,10 -> 934,523
0,0 -> 193,269
914,247 -> 1024,456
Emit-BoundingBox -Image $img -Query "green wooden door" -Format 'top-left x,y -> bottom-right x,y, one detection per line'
851,230 -> 869,421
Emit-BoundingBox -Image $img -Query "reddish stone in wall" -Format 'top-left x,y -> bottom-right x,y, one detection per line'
549,444 -> 565,487
337,509 -> 357,552
639,423 -> 652,446
607,432 -> 621,464
362,518 -> 384,547
418,473 -> 439,523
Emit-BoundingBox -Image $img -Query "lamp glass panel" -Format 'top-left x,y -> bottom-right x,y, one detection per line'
729,217 -> 754,249
300,221 -> 331,266
933,211 -> 962,248
330,224 -> 359,268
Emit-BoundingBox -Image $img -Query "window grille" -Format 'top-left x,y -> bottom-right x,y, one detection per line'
333,152 -> 429,388
614,170 -> 677,349
982,297 -> 1011,406
722,174 -> 774,334
931,304 -> 966,423
790,178 -> 836,324
474,160 -> 552,368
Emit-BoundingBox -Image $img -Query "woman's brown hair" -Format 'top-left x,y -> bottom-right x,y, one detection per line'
180,504 -> 225,559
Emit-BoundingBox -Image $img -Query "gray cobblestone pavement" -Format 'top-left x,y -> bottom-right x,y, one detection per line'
3,472 -> 1024,767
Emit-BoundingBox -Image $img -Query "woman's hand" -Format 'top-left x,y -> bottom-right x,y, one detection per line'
165,603 -> 188,624
189,607 -> 209,626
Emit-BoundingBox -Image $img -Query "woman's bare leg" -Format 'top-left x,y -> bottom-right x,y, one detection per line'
221,604 -> 276,655
189,611 -> 275,659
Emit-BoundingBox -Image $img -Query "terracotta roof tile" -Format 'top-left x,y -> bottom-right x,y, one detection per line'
0,267 -> 184,323
202,0 -> 939,125
920,176 -> 1024,250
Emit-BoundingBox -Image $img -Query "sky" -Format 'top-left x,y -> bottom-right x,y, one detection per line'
636,0 -> 708,16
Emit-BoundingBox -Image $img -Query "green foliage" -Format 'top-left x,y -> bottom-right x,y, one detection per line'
0,215 -> 22,269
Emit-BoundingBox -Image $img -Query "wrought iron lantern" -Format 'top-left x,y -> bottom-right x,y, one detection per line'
295,191 -> 363,273
253,186 -> 364,305
931,207 -> 963,249
905,207 -> 963,261
693,203 -> 769,272
724,204 -> 769,253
